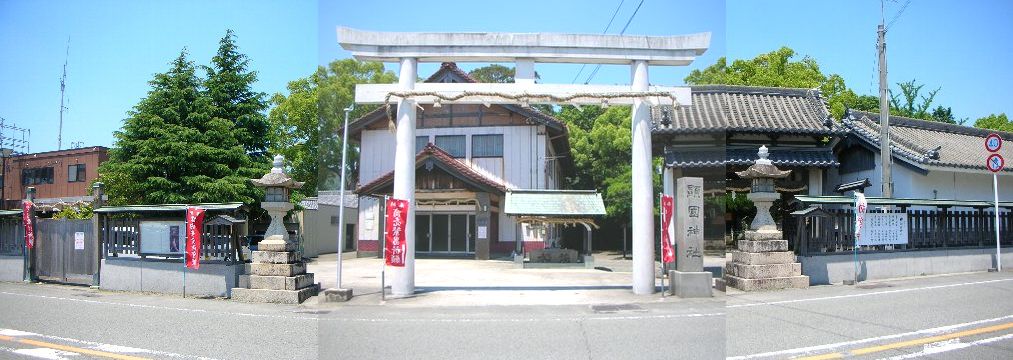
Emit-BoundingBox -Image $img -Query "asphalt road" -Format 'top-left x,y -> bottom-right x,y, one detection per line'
0,282 -> 725,359
726,271 -> 1013,359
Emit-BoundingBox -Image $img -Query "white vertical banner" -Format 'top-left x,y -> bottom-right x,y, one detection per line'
854,193 -> 868,243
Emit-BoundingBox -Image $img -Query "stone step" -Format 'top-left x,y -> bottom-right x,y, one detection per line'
731,251 -> 797,265
258,242 -> 298,252
725,275 -> 809,291
727,262 -> 802,279
239,274 -> 315,291
744,231 -> 784,241
250,262 -> 306,277
231,284 -> 320,304
252,251 -> 300,264
737,239 -> 789,253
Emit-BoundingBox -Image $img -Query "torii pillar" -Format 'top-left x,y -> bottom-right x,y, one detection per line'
391,58 -> 417,296
630,60 -> 655,294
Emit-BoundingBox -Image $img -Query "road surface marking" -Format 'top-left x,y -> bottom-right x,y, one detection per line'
727,278 -> 1013,308
795,321 -> 1013,360
0,329 -> 216,360
0,334 -> 149,360
0,291 -> 318,321
0,290 -> 723,323
727,314 -> 1013,359
879,333 -> 1013,359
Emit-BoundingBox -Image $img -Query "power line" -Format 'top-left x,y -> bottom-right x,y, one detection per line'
584,0 -> 645,84
886,0 -> 912,31
571,0 -> 627,84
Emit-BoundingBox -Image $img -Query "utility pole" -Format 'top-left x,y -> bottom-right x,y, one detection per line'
57,38 -> 70,151
878,9 -> 893,199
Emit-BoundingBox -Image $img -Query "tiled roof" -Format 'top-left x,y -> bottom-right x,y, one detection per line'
504,190 -> 606,216
844,109 -> 1013,173
356,143 -> 508,194
664,148 -> 839,168
652,86 -> 844,136
300,191 -> 358,210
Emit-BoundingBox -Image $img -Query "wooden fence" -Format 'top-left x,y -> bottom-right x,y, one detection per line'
102,217 -> 243,263
792,208 -> 1013,255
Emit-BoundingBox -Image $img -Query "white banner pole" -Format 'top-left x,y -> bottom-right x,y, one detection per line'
995,173 -> 1002,271
659,193 -> 665,298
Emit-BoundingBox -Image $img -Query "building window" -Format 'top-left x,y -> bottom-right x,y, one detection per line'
472,134 -> 504,157
22,167 -> 54,185
435,135 -> 466,158
415,135 -> 429,153
68,164 -> 86,183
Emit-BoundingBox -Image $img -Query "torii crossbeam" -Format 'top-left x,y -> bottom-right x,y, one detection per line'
338,27 -> 710,296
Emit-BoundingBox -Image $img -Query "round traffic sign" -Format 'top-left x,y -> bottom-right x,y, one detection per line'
985,133 -> 1003,152
987,153 -> 1004,172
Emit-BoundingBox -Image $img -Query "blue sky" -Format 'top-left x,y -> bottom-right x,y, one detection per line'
728,0 -> 1013,124
2,1 -> 1010,154
0,0 -> 317,154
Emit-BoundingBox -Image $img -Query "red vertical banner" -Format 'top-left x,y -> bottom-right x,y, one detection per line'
661,194 -> 675,264
22,200 -> 35,250
384,198 -> 409,267
185,207 -> 206,270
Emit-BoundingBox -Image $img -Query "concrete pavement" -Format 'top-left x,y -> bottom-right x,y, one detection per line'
726,271 -> 1013,359
306,251 -> 726,307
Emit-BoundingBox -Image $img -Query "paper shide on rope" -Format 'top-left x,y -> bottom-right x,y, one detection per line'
381,90 -> 682,131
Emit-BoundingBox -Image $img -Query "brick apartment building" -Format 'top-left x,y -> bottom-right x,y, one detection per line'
2,146 -> 108,210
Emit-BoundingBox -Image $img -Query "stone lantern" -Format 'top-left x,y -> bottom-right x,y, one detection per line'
724,145 -> 809,291
234,154 -> 319,304
734,145 -> 790,234
251,154 -> 303,251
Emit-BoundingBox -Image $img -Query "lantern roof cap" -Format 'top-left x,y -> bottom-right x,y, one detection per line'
252,154 -> 304,189
735,145 -> 792,179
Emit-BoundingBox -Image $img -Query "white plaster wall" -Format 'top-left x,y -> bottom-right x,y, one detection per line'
360,126 -> 543,190
831,154 -> 1013,202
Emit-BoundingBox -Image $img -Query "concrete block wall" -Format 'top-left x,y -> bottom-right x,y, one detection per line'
100,258 -> 241,297
0,255 -> 23,282
801,247 -> 1013,285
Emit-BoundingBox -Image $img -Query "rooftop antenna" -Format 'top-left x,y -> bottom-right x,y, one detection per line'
58,37 -> 70,151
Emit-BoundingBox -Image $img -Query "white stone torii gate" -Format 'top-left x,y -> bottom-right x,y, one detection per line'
338,27 -> 710,296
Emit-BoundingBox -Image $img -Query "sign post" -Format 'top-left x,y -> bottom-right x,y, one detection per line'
985,133 -> 1004,271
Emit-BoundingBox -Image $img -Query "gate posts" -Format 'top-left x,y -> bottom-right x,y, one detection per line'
91,183 -> 104,287
23,187 -> 35,282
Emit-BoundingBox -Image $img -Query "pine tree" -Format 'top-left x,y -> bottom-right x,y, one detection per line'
204,29 -> 271,160
98,49 -> 262,205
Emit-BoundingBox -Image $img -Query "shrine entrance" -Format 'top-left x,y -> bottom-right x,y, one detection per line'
339,27 -> 711,296
415,213 -> 475,254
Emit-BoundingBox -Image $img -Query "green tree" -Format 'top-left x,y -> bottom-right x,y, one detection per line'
974,113 -> 1012,132
468,64 -> 516,83
685,47 -> 858,119
268,59 -> 397,196
888,79 -> 940,120
204,30 -> 272,160
98,49 -> 263,205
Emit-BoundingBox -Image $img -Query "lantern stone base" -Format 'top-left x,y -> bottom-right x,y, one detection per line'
232,247 -> 318,304
724,230 -> 809,291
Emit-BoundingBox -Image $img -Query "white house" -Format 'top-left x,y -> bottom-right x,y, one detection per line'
830,109 -> 1013,202
347,62 -> 572,260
